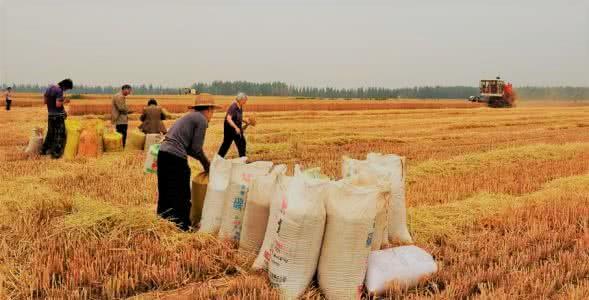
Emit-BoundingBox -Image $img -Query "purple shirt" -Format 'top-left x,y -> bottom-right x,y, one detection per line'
44,85 -> 65,116
224,102 -> 243,130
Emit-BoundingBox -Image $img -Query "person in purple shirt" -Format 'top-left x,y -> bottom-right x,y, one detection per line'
41,79 -> 73,158
217,92 -> 251,158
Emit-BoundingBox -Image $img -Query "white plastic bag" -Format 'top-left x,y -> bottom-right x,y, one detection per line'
365,246 -> 437,296
143,144 -> 160,174
199,155 -> 246,234
218,160 -> 273,241
239,165 -> 287,256
268,174 -> 329,299
318,179 -> 382,300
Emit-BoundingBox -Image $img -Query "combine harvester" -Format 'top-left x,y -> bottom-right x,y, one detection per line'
469,76 -> 516,108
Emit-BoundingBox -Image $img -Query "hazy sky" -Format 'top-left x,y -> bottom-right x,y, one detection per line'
1,0 -> 588,88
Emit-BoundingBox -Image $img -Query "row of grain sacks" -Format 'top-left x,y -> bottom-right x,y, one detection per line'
192,153 -> 437,299
23,119 -> 165,159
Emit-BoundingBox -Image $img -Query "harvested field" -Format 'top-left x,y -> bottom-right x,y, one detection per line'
67,101 -> 483,115
1,100 -> 588,299
2,93 -> 483,114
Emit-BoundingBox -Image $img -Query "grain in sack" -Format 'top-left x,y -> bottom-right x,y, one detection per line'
125,129 -> 145,151
77,129 -> 100,158
63,119 -> 82,160
366,153 -> 412,244
190,172 -> 208,227
268,174 -> 330,299
103,130 -> 123,152
252,171 -> 293,271
342,157 -> 389,250
239,165 -> 287,256
218,160 -> 273,242
343,154 -> 413,244
318,179 -> 382,300
199,155 -> 246,234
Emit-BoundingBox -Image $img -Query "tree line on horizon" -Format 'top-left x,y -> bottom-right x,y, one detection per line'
2,81 -> 589,100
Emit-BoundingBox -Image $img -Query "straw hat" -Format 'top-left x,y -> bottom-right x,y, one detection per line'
188,93 -> 222,109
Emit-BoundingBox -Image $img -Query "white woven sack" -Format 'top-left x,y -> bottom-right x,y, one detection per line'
365,246 -> 437,296
199,155 -> 246,234
372,192 -> 389,251
268,174 -> 329,299
366,153 -> 412,243
318,179 -> 381,300
24,127 -> 44,155
239,165 -> 287,256
342,158 -> 389,250
218,161 -> 273,241
252,167 -> 298,271
341,156 -> 370,179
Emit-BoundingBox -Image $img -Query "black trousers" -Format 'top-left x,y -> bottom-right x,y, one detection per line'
116,124 -> 128,147
218,129 -> 246,158
5,100 -> 11,111
41,115 -> 66,159
157,151 -> 192,231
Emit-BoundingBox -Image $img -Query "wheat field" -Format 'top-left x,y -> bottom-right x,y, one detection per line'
1,96 -> 588,299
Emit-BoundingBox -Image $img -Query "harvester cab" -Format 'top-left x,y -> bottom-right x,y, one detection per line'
477,77 -> 516,108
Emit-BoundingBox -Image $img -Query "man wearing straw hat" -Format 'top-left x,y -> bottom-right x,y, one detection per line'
157,93 -> 220,231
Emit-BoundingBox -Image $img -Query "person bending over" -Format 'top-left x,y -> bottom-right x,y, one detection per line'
156,93 -> 220,231
139,98 -> 167,134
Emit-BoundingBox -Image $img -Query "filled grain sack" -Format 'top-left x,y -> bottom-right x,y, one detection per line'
343,154 -> 413,244
144,133 -> 164,152
103,130 -> 123,152
342,160 -> 388,250
93,121 -> 106,154
218,160 -> 274,242
24,127 -> 43,156
239,164 -> 287,256
144,144 -> 160,174
199,155 -> 246,234
77,129 -> 100,158
341,156 -> 370,179
372,192 -> 389,250
302,167 -> 330,180
269,174 -> 330,299
252,171 -> 293,271
366,153 -> 412,244
318,179 -> 382,300
365,246 -> 437,296
63,119 -> 82,160
190,172 -> 208,228
126,129 -> 146,151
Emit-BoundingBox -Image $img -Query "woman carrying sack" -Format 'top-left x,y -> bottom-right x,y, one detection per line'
157,93 -> 220,231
